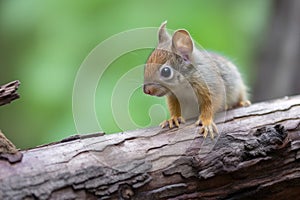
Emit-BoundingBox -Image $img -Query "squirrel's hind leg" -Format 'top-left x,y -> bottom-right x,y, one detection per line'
235,90 -> 251,108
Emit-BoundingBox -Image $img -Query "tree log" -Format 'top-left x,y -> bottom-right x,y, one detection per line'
0,95 -> 300,200
0,80 -> 20,106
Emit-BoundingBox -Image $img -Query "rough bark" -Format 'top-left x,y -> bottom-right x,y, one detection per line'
0,80 -> 20,106
0,95 -> 300,200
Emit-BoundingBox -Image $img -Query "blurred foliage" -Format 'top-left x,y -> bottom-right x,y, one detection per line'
0,0 -> 271,149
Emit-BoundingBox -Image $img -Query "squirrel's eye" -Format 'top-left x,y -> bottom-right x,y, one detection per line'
160,66 -> 173,79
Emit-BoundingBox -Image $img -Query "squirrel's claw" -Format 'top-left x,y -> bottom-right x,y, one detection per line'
160,116 -> 185,129
195,120 -> 218,139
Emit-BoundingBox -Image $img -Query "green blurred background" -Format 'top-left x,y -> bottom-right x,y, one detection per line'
0,0 -> 271,149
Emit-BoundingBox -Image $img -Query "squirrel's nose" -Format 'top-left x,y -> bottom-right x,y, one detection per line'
143,84 -> 152,95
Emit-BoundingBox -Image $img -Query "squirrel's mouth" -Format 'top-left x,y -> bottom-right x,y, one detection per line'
143,83 -> 169,97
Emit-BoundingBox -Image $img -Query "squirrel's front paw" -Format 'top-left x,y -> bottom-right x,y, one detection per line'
160,116 -> 185,129
195,120 -> 218,139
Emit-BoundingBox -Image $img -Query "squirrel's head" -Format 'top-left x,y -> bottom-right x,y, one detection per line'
143,21 -> 195,97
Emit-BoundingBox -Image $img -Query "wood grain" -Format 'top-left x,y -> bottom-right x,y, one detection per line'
0,95 -> 299,200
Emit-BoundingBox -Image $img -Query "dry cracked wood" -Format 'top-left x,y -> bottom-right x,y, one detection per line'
0,130 -> 23,163
0,80 -> 20,106
0,95 -> 299,200
0,80 -> 22,163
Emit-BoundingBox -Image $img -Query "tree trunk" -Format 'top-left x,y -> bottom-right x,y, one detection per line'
0,95 -> 299,200
253,0 -> 300,101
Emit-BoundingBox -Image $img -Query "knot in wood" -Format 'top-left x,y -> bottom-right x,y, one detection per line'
243,124 -> 288,160
254,124 -> 287,146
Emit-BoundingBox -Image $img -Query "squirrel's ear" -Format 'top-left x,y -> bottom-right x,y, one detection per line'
158,21 -> 171,43
172,30 -> 193,60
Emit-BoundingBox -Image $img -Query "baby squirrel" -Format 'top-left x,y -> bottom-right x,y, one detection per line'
143,21 -> 250,138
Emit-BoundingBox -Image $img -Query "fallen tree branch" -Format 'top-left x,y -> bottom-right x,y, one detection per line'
0,80 -> 20,106
0,95 -> 299,200
0,130 -> 23,163
0,80 -> 23,163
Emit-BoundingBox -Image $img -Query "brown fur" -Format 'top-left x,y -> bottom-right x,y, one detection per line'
190,81 -> 213,126
167,94 -> 181,117
144,22 -> 251,138
145,49 -> 172,79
